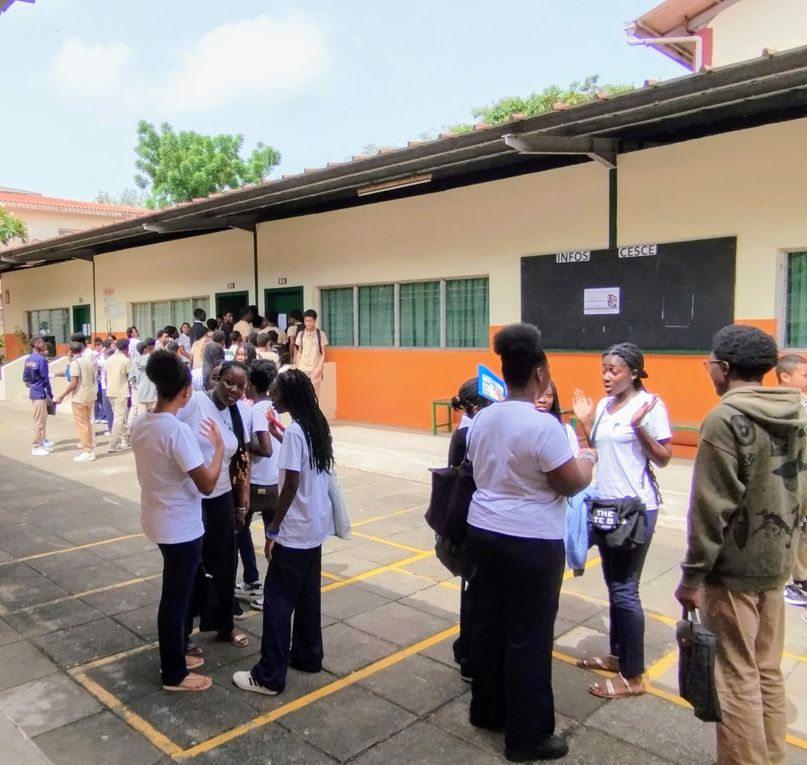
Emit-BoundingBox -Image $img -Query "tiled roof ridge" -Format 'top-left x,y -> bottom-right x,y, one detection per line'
0,191 -> 147,216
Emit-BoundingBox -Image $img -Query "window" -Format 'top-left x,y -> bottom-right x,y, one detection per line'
27,308 -> 70,343
321,288 -> 354,346
320,277 -> 489,348
132,296 -> 210,339
400,281 -> 440,347
786,252 -> 807,347
358,285 -> 394,346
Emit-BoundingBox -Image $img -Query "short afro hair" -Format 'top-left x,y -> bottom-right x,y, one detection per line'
493,323 -> 547,387
712,325 -> 778,380
776,353 -> 807,380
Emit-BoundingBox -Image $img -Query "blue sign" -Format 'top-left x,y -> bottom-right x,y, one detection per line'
477,364 -> 506,402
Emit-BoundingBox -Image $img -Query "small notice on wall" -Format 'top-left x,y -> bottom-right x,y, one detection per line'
583,287 -> 620,316
103,287 -> 124,319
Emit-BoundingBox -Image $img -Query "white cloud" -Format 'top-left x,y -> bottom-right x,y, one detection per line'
49,15 -> 327,116
51,38 -> 134,101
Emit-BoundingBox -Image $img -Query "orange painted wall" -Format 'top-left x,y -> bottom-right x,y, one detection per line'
329,319 -> 779,451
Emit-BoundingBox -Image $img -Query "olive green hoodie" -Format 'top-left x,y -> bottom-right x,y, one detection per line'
681,386 -> 807,591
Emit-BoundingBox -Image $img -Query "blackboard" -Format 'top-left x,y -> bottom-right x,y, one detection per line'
521,237 -> 736,352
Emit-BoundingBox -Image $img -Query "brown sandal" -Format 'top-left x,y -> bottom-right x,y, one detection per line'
588,674 -> 646,699
576,655 -> 618,672
185,641 -> 203,658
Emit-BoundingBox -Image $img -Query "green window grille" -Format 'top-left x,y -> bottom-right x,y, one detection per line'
321,287 -> 355,346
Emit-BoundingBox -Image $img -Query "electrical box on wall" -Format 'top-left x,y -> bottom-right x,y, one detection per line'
226,282 -> 235,289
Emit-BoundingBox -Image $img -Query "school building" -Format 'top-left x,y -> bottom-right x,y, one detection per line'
2,2 -> 807,444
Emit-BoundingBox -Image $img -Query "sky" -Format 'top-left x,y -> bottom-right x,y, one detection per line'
0,0 -> 685,203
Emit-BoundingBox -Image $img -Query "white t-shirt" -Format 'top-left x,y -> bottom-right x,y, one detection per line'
191,367 -> 205,392
131,412 -> 204,544
276,421 -> 334,549
467,401 -> 574,540
564,423 -> 580,458
178,334 -> 192,352
177,391 -> 249,498
591,391 -> 672,511
250,399 -> 281,486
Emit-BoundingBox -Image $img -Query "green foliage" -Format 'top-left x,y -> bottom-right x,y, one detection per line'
448,75 -> 634,134
133,121 -> 281,209
13,325 -> 29,349
0,207 -> 28,245
95,188 -> 147,208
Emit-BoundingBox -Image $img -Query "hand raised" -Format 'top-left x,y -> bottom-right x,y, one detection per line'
200,417 -> 223,449
630,395 -> 658,429
571,389 -> 594,422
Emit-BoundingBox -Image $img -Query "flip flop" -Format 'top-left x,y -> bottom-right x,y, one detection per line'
576,655 -> 618,672
186,655 -> 205,670
163,672 -> 212,692
216,631 -> 249,648
185,641 -> 203,658
588,674 -> 646,699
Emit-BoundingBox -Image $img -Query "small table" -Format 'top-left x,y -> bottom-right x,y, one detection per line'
431,399 -> 454,434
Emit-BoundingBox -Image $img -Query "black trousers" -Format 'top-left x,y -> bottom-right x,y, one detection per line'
466,525 -> 565,756
250,543 -> 323,692
157,535 -> 202,686
192,491 -> 237,633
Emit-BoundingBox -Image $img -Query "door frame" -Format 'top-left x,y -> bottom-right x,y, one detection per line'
72,304 -> 92,336
215,290 -> 250,318
264,286 -> 304,315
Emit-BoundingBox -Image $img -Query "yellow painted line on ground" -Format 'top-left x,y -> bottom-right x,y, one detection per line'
68,640 -> 159,675
6,574 -> 162,615
351,504 -> 424,529
72,672 -> 183,757
320,570 -> 342,581
173,624 -> 459,760
562,588 -> 677,628
0,533 -> 146,566
352,531 -> 430,555
787,733 -> 807,750
645,646 -> 679,680
320,551 -> 433,593
562,556 -> 602,581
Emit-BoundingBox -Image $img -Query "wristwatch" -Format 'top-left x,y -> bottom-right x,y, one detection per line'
579,449 -> 597,464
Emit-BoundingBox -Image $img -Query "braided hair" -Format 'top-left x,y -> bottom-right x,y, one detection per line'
274,369 -> 334,473
603,342 -> 648,391
601,341 -> 661,504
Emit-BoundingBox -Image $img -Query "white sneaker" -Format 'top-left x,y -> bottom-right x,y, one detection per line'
42,439 -> 55,451
31,447 -> 49,457
251,596 -> 264,611
234,581 -> 263,599
73,452 -> 96,462
232,671 -> 278,696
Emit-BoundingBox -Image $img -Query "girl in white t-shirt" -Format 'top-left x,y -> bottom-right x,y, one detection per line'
130,350 -> 224,692
572,342 -> 672,700
232,369 -> 334,697
535,381 -> 580,457
465,324 -> 596,761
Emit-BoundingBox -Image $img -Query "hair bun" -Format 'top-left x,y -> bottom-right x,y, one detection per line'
640,370 -> 649,379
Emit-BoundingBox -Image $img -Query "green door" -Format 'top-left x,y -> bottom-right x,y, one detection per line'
215,291 -> 250,320
72,304 -> 91,336
264,287 -> 304,328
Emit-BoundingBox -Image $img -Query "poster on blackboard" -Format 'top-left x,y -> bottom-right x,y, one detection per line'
583,287 -> 620,315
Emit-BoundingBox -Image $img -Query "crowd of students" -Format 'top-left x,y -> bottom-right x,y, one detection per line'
21,316 -> 807,764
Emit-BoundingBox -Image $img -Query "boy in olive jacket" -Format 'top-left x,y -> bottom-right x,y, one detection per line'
676,325 -> 807,765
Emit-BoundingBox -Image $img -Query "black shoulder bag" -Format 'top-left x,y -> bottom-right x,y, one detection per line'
676,608 -> 722,722
586,404 -> 648,551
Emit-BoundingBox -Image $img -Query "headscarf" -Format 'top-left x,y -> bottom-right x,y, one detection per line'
202,342 -> 225,391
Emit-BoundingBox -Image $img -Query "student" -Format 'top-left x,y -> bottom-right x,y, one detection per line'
294,309 -> 328,396
235,360 -> 281,606
226,330 -> 242,362
235,342 -> 257,368
132,338 -> 159,416
286,309 -> 304,360
23,338 -> 54,456
256,333 -> 281,365
233,308 -> 253,342
466,324 -> 594,762
98,338 -> 116,435
536,381 -> 580,456
178,361 -> 252,648
200,341 -> 225,391
265,310 -> 287,346
572,343 -> 672,698
131,350 -> 224,692
445,378 -> 493,681
191,319 -> 218,370
676,325 -> 807,765
774,354 -> 807,608
105,338 -> 132,453
189,308 -> 208,344
178,322 -> 193,354
233,369 -> 334,696
55,339 -> 98,462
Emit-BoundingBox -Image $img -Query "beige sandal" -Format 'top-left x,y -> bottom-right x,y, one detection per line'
163,672 -> 212,692
576,655 -> 618,672
217,630 -> 249,648
186,655 -> 205,670
588,674 -> 646,699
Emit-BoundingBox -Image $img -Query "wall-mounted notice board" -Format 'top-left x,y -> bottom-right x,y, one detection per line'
521,236 -> 736,352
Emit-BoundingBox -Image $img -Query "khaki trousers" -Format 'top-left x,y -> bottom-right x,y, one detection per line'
71,401 -> 95,453
32,399 -> 47,447
702,585 -> 787,765
108,396 -> 130,449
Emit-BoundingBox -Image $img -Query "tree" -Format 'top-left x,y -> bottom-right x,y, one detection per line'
448,75 -> 634,133
0,207 -> 27,245
95,188 -> 147,208
133,121 -> 282,209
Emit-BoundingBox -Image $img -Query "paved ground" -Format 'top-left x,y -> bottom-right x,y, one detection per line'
1,401 -> 807,764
